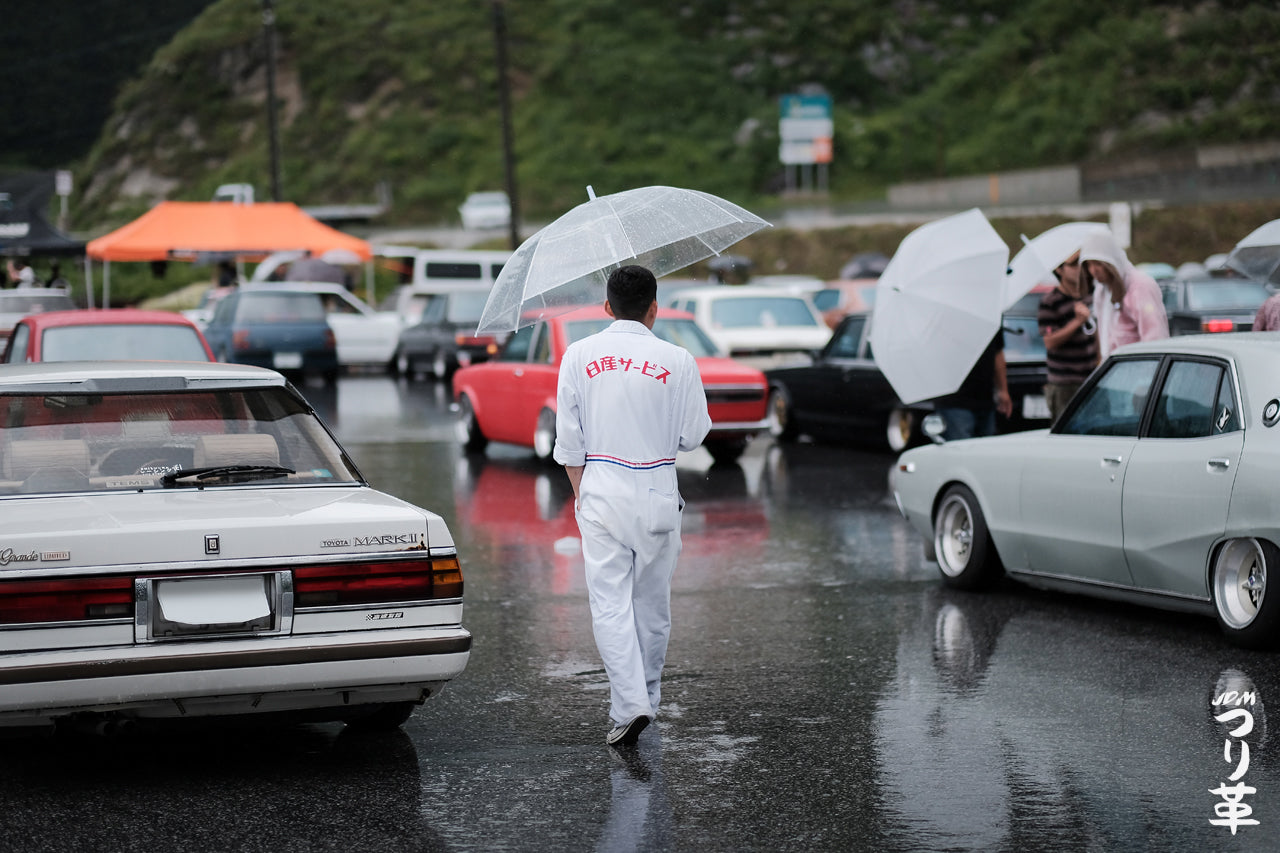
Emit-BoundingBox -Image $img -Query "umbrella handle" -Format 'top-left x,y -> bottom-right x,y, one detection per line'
1082,316 -> 1097,336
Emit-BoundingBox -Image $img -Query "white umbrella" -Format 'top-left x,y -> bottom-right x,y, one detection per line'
869,208 -> 1009,405
476,185 -> 770,333
1226,218 -> 1280,284
1002,221 -> 1111,310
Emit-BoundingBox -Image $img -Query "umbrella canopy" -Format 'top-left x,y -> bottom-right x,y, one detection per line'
869,208 -> 1010,405
1002,222 -> 1111,310
1226,218 -> 1280,284
476,185 -> 769,333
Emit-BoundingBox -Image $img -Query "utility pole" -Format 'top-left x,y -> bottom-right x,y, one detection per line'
262,0 -> 283,202
491,0 -> 520,249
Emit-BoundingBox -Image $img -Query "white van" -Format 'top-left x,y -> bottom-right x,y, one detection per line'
374,246 -> 511,325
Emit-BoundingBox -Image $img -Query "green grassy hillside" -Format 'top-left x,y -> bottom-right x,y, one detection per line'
75,0 -> 1280,231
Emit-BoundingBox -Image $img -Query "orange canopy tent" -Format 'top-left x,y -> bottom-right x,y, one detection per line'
84,201 -> 373,307
86,201 -> 371,262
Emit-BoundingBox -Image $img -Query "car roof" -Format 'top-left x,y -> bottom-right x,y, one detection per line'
0,360 -> 287,391
20,309 -> 201,330
1115,332 -> 1280,360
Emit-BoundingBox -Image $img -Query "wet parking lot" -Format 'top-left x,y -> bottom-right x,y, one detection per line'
1,374 -> 1278,852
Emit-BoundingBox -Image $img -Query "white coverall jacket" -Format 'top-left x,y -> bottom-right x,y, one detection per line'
554,319 -> 711,725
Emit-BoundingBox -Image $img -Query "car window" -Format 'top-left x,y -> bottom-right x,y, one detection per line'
42,325 -> 211,362
424,262 -> 483,280
827,317 -> 866,359
320,293 -> 360,315
1214,371 -> 1240,434
498,324 -> 534,362
421,295 -> 446,324
709,297 -> 819,329
1058,357 -> 1161,437
1160,285 -> 1178,314
0,387 -> 360,496
532,322 -> 552,364
1184,280 -> 1271,311
811,289 -> 840,312
5,323 -> 30,363
1002,315 -> 1047,360
0,293 -> 76,314
490,263 -> 506,280
1148,360 -> 1234,439
446,290 -> 490,324
238,293 -> 326,323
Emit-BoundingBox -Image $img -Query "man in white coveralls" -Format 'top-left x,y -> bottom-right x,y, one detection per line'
554,265 -> 711,747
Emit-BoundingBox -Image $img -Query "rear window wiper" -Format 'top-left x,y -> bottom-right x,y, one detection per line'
160,465 -> 297,487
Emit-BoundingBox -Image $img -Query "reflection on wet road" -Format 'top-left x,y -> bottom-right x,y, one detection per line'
1,375 -> 1275,851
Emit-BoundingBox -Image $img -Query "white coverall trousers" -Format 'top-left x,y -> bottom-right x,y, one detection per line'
576,464 -> 682,726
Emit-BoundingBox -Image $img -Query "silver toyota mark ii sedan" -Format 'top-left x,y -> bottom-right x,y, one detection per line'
892,333 -> 1280,649
0,362 -> 469,730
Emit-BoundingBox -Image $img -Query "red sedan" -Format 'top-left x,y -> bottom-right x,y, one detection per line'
451,306 -> 770,464
2,309 -> 215,364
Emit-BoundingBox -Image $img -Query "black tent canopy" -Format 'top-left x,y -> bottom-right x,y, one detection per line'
0,172 -> 84,257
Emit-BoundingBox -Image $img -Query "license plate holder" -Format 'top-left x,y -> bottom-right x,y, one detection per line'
274,352 -> 303,370
138,572 -> 292,641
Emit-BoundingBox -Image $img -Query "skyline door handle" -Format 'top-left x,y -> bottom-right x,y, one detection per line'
1208,457 -> 1232,471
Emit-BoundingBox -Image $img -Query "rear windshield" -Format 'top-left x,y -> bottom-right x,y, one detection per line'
0,294 -> 76,314
566,318 -> 721,357
1185,280 -> 1270,311
41,325 -> 210,362
237,293 -> 326,323
0,387 -> 360,496
709,297 -> 819,329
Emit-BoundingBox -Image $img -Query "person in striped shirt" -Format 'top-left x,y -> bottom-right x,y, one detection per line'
1037,249 -> 1100,420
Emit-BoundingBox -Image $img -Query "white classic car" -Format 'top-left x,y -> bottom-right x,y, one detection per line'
265,282 -> 402,368
0,361 -> 470,729
665,285 -> 832,370
891,333 -> 1280,649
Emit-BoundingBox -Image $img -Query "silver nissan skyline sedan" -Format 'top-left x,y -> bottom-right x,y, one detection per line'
891,333 -> 1280,649
0,361 -> 470,730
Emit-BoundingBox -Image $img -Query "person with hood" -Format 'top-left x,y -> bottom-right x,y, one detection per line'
1080,232 -> 1169,356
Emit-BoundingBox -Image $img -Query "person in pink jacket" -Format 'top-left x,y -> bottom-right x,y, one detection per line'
1081,231 -> 1169,356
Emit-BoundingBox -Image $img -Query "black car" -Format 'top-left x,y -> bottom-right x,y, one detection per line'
767,301 -> 1051,451
1001,289 -> 1052,429
1159,275 -> 1271,335
395,287 -> 501,380
766,312 -> 927,451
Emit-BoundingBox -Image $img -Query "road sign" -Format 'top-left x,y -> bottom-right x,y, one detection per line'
779,94 -> 833,166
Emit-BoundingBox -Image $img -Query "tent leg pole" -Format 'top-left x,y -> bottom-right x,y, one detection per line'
104,261 -> 111,309
85,257 -> 94,308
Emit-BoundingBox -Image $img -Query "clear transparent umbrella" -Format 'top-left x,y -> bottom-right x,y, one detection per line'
869,208 -> 1010,405
476,185 -> 770,333
1226,218 -> 1280,284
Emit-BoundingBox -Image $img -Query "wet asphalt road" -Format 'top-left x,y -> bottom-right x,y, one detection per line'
2,375 -> 1279,852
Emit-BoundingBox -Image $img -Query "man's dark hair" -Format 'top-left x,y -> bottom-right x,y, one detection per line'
606,265 -> 657,321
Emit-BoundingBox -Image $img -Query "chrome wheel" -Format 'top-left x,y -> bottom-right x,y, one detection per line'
432,349 -> 449,380
1214,538 -> 1267,631
395,350 -> 412,377
533,408 -> 556,460
886,408 -> 915,452
768,387 -> 795,440
935,494 -> 974,578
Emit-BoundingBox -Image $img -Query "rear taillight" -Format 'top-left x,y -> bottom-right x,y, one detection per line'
232,329 -> 251,350
0,576 -> 134,624
293,558 -> 463,607
324,329 -> 337,349
1202,319 -> 1235,333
